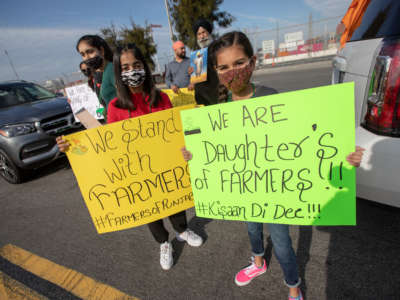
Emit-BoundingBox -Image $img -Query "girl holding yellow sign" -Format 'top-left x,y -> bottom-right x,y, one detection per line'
57,43 -> 203,271
182,31 -> 364,300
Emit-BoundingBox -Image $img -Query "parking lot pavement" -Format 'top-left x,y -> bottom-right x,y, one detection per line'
3,160 -> 399,300
0,244 -> 139,300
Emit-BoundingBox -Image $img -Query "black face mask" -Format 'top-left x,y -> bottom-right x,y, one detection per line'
81,67 -> 91,77
84,55 -> 104,70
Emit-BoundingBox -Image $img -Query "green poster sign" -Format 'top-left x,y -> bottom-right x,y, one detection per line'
181,83 -> 356,225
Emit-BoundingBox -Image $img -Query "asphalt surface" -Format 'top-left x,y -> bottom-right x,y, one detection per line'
1,60 -> 400,300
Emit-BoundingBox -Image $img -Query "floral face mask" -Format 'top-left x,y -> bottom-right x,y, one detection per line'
217,60 -> 253,93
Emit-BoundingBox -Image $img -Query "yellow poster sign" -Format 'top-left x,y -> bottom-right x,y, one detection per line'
65,105 -> 195,234
162,88 -> 196,107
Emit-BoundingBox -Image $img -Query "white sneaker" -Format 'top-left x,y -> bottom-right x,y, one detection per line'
160,242 -> 173,270
176,229 -> 203,247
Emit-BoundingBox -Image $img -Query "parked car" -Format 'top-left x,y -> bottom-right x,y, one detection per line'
0,80 -> 83,183
332,0 -> 400,207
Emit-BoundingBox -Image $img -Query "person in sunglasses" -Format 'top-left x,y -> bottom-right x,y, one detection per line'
79,61 -> 95,92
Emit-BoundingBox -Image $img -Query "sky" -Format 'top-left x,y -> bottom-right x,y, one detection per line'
0,0 -> 352,84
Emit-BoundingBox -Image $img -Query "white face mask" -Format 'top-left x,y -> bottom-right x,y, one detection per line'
121,69 -> 146,87
197,36 -> 213,49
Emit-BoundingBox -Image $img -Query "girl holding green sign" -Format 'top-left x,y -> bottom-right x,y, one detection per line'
182,31 -> 364,300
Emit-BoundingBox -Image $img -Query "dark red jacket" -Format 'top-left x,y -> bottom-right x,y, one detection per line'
107,91 -> 172,124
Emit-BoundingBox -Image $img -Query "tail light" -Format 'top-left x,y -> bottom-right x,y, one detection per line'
362,38 -> 400,136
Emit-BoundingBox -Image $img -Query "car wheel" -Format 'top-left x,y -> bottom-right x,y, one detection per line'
0,149 -> 24,184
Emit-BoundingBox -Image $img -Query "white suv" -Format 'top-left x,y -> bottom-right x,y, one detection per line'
332,0 -> 400,208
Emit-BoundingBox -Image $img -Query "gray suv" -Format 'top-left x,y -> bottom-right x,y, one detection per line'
0,81 -> 82,183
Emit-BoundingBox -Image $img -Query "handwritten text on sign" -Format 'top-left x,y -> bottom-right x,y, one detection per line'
65,84 -> 104,121
66,105 -> 195,233
181,83 -> 356,225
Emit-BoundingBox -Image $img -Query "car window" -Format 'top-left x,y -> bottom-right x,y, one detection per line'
0,83 -> 55,108
22,84 -> 55,100
0,88 -> 26,108
350,0 -> 400,42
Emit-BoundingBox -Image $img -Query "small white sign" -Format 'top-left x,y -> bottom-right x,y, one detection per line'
279,43 -> 287,50
65,84 -> 104,121
297,40 -> 305,46
285,31 -> 303,43
262,40 -> 275,54
286,41 -> 297,48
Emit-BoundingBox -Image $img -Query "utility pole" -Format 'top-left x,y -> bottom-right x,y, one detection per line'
164,0 -> 174,43
154,55 -> 161,73
254,26 -> 259,52
4,50 -> 20,80
276,21 -> 279,56
308,13 -> 313,43
308,13 -> 313,57
150,24 -> 163,72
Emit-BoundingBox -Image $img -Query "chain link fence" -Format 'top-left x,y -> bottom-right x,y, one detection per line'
242,15 -> 341,67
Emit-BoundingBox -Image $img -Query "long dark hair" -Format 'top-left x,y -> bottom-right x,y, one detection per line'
209,31 -> 254,102
76,35 -> 113,62
113,43 -> 161,110
208,31 -> 254,68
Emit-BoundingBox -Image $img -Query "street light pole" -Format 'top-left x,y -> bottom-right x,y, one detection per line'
4,50 -> 20,80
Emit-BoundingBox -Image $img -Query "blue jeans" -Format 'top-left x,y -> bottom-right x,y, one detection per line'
247,222 -> 300,288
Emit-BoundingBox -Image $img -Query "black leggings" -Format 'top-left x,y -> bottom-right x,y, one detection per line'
147,210 -> 187,243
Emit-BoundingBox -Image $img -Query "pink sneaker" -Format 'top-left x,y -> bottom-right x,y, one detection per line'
234,257 -> 267,286
288,289 -> 303,300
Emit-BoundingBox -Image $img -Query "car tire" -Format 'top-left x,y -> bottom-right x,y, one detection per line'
0,149 -> 24,184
